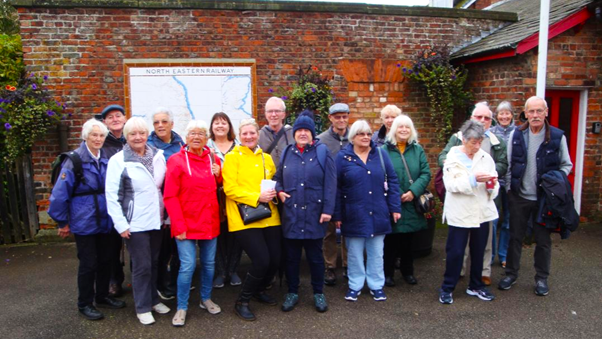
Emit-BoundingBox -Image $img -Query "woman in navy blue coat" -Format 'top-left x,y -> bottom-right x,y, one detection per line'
275,111 -> 336,313
333,120 -> 402,302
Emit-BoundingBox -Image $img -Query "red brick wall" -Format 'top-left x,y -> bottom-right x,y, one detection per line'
464,20 -> 602,219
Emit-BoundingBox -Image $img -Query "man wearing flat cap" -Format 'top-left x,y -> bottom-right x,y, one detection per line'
317,103 -> 351,286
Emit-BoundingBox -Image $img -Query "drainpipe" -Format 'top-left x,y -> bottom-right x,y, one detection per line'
536,0 -> 550,97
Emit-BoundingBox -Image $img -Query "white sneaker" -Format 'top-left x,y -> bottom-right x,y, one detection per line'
200,299 -> 222,315
172,309 -> 186,327
152,302 -> 171,314
137,312 -> 155,325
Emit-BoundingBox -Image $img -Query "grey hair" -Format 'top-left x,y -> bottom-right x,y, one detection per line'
123,117 -> 150,137
184,120 -> 209,139
239,118 -> 260,134
152,107 -> 173,122
81,118 -> 109,140
524,96 -> 548,111
348,120 -> 372,144
460,120 -> 485,141
265,96 -> 286,111
380,104 -> 402,119
471,102 -> 492,117
386,114 -> 418,144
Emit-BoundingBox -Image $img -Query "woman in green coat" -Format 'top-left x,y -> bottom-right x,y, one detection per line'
381,115 -> 431,287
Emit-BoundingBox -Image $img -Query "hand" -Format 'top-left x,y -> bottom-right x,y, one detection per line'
259,189 -> 276,203
401,191 -> 415,203
334,221 -> 342,229
120,230 -> 131,239
211,163 -> 221,176
57,225 -> 71,239
491,177 -> 498,185
320,214 -> 332,223
278,192 -> 291,203
176,232 -> 186,241
392,213 -> 401,223
474,172 -> 493,183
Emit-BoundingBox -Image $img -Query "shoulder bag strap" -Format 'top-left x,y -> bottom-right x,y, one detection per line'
261,153 -> 266,179
265,128 -> 286,154
399,152 -> 414,185
377,147 -> 387,183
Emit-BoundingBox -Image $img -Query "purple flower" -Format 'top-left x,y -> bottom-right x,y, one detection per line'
268,88 -> 274,93
402,67 -> 407,73
62,103 -> 67,109
0,107 -> 5,113
0,114 -> 3,119
32,84 -> 37,90
4,123 -> 11,130
29,72 -> 34,77
43,75 -> 48,81
396,63 -> 401,68
68,113 -> 72,117
46,110 -> 55,116
281,96 -> 288,100
408,70 -> 413,74
311,87 -> 316,93
451,75 -> 457,80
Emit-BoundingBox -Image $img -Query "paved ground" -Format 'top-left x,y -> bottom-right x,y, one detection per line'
1,223 -> 602,339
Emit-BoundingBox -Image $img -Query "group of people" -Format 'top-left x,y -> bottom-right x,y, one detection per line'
48,93 -> 572,326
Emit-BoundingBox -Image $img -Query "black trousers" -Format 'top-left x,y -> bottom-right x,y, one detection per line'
505,191 -> 553,281
125,230 -> 162,313
109,230 -> 125,286
215,220 -> 243,279
284,238 -> 325,295
157,225 -> 179,294
384,232 -> 414,278
234,226 -> 281,288
74,232 -> 113,308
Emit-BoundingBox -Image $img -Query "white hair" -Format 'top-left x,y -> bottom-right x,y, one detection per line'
152,107 -> 173,122
239,118 -> 260,134
265,96 -> 286,111
524,96 -> 548,111
81,118 -> 109,140
348,120 -> 372,144
184,120 -> 209,139
386,114 -> 418,144
123,117 -> 150,136
471,102 -> 492,117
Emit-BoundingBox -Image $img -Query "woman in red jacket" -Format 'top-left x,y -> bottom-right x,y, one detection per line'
163,120 -> 222,327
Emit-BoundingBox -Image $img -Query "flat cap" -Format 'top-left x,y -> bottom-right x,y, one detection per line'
101,104 -> 125,119
328,103 -> 350,115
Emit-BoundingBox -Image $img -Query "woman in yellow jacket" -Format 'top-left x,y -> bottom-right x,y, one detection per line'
222,118 -> 281,322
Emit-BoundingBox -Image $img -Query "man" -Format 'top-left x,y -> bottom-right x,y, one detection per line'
317,103 -> 350,286
498,96 -> 572,296
258,96 -> 294,165
146,107 -> 184,301
100,104 -> 127,297
438,102 -> 507,286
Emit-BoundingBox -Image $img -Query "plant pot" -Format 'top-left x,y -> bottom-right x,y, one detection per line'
411,216 -> 436,258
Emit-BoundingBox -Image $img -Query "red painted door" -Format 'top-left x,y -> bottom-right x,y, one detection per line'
544,90 -> 579,186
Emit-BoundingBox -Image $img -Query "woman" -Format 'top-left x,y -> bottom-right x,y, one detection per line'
490,101 -> 516,268
274,111 -> 337,313
222,118 -> 281,321
381,115 -> 431,287
371,104 -> 402,147
106,117 -> 169,325
164,120 -> 222,327
207,112 -> 243,288
439,120 -> 499,305
49,118 -> 126,321
333,120 -> 401,302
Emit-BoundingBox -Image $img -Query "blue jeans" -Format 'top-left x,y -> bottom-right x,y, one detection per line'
175,237 -> 217,311
345,235 -> 385,291
497,189 -> 511,263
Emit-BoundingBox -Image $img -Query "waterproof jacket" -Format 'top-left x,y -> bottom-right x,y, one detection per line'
222,145 -> 281,232
48,142 -> 112,235
106,146 -> 166,234
147,130 -> 184,161
258,124 -> 294,165
442,146 -> 499,228
382,141 -> 431,233
274,141 -> 337,239
164,146 -> 222,240
102,132 -> 125,159
333,142 -> 402,238
371,125 -> 387,147
317,127 -> 349,157
536,170 -> 579,239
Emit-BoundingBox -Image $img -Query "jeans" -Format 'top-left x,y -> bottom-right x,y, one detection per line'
345,235 -> 385,291
176,237 -> 217,311
125,230 -> 162,313
497,189 -> 511,263
74,233 -> 113,308
284,238 -> 325,295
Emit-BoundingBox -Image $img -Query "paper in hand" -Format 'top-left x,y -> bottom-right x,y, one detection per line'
261,179 -> 277,192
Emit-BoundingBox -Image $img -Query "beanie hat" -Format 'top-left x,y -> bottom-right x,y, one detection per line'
101,104 -> 125,119
293,110 -> 316,138
328,103 -> 350,115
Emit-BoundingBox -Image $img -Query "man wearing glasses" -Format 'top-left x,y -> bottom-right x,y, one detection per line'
438,102 -> 508,287
258,96 -> 294,165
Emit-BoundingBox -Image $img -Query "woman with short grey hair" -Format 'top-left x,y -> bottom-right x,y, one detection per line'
438,120 -> 499,305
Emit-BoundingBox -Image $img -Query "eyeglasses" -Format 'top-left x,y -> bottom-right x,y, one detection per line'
356,132 -> 371,137
331,115 -> 348,120
472,115 -> 492,121
266,110 -> 284,115
153,119 -> 170,125
188,132 -> 207,138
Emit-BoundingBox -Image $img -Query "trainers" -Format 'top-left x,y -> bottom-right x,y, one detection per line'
370,289 -> 387,301
466,288 -> 495,301
535,280 -> 549,296
157,290 -> 175,301
230,272 -> 242,286
498,276 -> 517,290
172,309 -> 186,327
152,302 -> 171,314
213,276 -> 225,289
344,289 -> 361,301
439,290 -> 453,304
137,312 -> 155,325
314,293 -> 328,312
324,268 -> 337,286
281,293 -> 299,312
200,299 -> 221,314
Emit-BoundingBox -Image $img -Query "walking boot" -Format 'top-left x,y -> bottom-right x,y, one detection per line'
235,273 -> 263,321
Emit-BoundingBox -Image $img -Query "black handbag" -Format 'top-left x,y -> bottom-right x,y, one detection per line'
236,153 -> 272,225
399,151 -> 435,214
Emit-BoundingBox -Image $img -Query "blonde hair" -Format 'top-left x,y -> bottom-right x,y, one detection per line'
123,117 -> 150,136
380,104 -> 402,119
239,118 -> 260,134
386,114 -> 418,144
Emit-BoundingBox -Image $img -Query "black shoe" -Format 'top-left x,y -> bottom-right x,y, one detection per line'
108,283 -> 122,298
403,275 -> 417,285
96,297 -> 126,309
79,305 -> 104,320
235,302 -> 256,321
534,280 -> 549,296
324,268 -> 337,286
384,276 -> 395,287
253,292 -> 277,305
157,289 -> 176,301
498,276 -> 517,290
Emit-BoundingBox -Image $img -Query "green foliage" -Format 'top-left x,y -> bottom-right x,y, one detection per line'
402,46 -> 472,143
0,1 -> 20,35
0,34 -> 24,86
0,73 -> 69,161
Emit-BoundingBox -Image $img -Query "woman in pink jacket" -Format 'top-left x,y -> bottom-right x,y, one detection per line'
164,120 -> 222,327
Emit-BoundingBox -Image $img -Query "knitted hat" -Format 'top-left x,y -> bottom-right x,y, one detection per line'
328,103 -> 350,115
293,110 -> 316,138
101,104 -> 125,119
